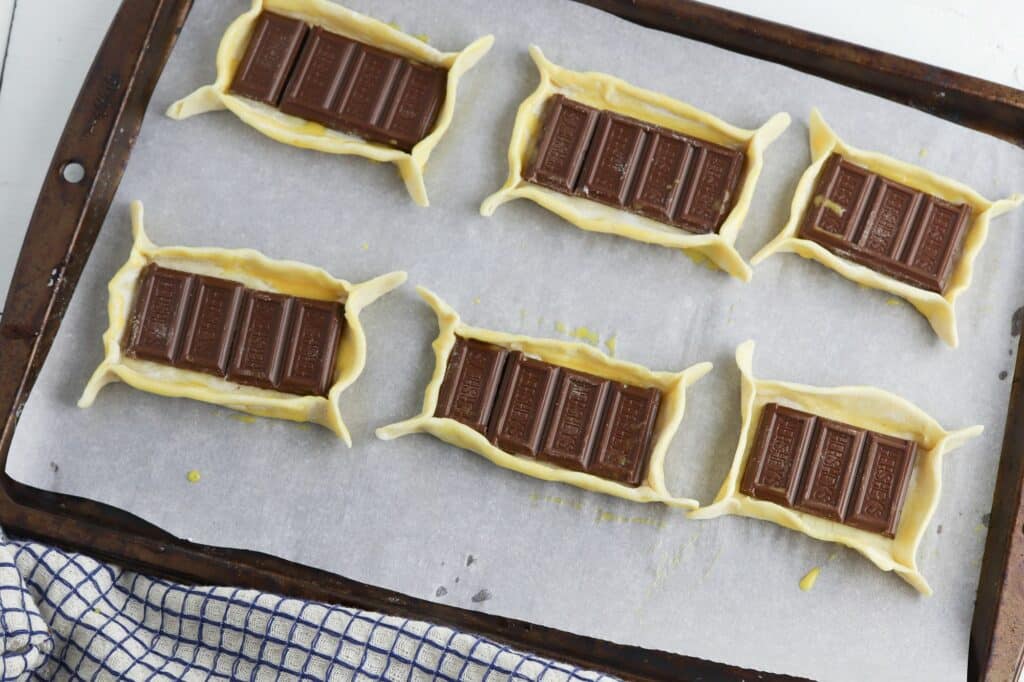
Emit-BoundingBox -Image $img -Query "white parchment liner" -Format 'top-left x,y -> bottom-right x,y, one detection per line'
8,1 -> 1024,679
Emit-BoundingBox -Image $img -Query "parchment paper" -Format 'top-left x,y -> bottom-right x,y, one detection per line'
9,1 -> 1024,679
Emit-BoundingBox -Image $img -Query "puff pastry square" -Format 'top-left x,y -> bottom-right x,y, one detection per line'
79,201 -> 406,444
376,287 -> 711,508
167,0 -> 493,207
752,109 -> 1023,347
480,46 -> 790,281
689,341 -> 982,594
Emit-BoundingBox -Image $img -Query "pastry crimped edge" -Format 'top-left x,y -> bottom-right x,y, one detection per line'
751,108 -> 1024,347
376,286 -> 712,509
688,341 -> 982,594
166,0 -> 494,207
79,200 -> 407,445
480,45 -> 790,281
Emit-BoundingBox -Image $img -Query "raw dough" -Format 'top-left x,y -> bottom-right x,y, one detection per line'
79,200 -> 407,444
689,341 -> 982,594
480,46 -> 790,281
376,286 -> 712,509
752,108 -> 1023,347
166,0 -> 494,207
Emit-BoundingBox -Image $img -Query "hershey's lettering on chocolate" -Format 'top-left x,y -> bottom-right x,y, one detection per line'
230,12 -> 308,106
177,275 -> 244,376
124,265 -> 195,364
793,418 -> 864,521
227,291 -> 294,389
434,339 -> 508,434
279,298 -> 344,396
578,112 -> 647,207
525,95 -> 598,194
629,130 -> 693,223
279,27 -> 356,126
590,384 -> 661,486
537,369 -> 609,471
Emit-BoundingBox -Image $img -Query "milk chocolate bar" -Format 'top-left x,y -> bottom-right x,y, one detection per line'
232,12 -> 446,151
124,264 -> 343,397
435,336 -> 662,486
800,153 -> 971,293
525,95 -> 745,234
741,402 -> 916,537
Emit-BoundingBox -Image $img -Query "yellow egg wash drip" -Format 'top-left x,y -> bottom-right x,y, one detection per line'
799,567 -> 821,591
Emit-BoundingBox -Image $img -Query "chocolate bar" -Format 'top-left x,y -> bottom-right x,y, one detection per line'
524,95 -> 598,193
230,12 -> 309,106
435,336 -> 663,486
740,402 -> 917,537
232,12 -> 447,152
800,153 -> 971,293
525,95 -> 745,234
123,264 -> 344,397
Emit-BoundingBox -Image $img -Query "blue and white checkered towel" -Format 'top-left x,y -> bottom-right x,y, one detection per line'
0,533 -> 619,681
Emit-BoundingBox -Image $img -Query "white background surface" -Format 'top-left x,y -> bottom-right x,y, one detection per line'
2,0 -> 1024,299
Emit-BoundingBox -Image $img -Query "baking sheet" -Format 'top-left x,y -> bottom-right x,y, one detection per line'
8,0 -> 1024,679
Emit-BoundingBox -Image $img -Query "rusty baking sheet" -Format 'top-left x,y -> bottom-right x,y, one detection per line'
1,1 -> 1023,680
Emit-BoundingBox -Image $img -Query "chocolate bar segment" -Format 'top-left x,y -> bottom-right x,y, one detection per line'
856,179 -> 921,261
436,337 -> 467,417
800,154 -> 876,245
378,61 -> 447,151
590,384 -> 661,486
740,403 -> 816,506
899,197 -> 971,293
124,265 -> 195,364
487,352 -> 560,457
674,143 -> 745,234
846,433 -> 917,537
279,27 -> 356,126
538,370 -> 609,470
629,130 -> 694,223
435,339 -> 508,434
230,12 -> 308,106
279,298 -> 344,396
525,95 -> 599,194
793,418 -> 865,521
578,112 -> 648,207
798,153 -> 972,294
332,44 -> 403,142
227,291 -> 293,390
178,275 -> 244,376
